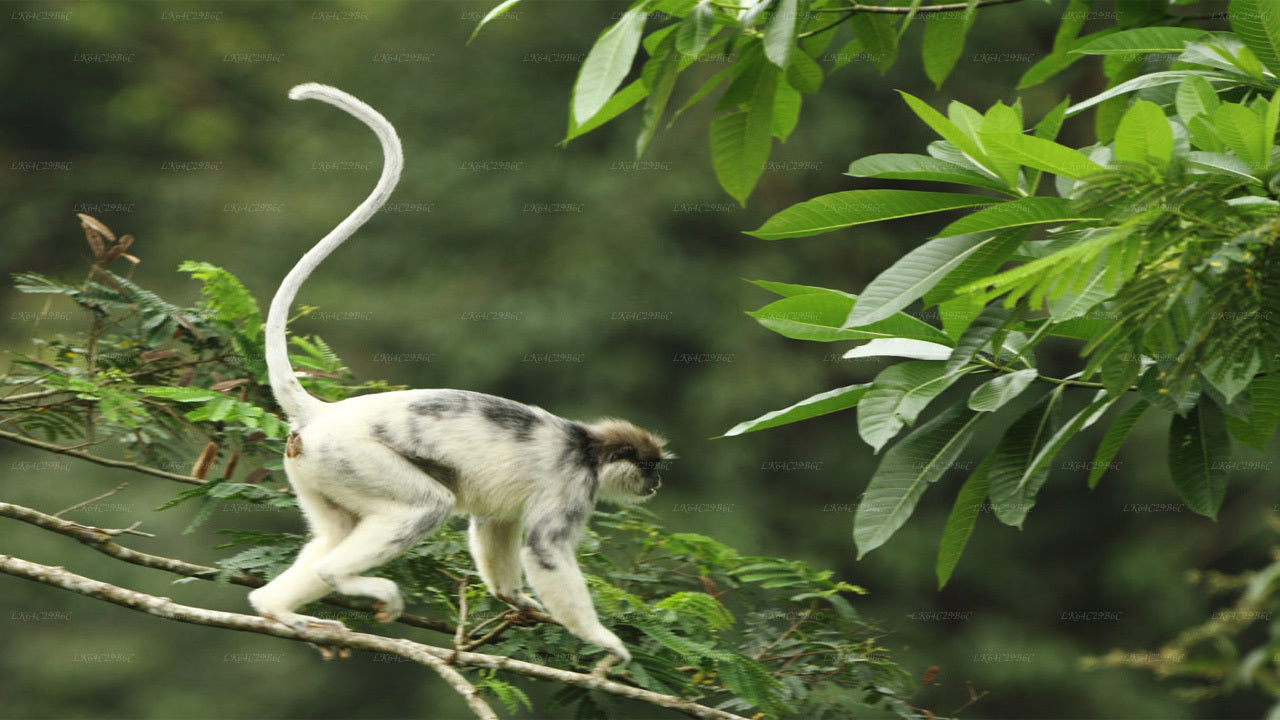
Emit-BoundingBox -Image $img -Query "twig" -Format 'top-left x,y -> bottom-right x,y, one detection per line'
454,577 -> 469,657
55,482 -> 129,517
812,0 -> 1025,13
0,554 -> 750,720
0,499 -> 453,635
462,616 -> 516,652
0,427 -> 205,486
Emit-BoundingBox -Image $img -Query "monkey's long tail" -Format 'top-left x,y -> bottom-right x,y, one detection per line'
264,83 -> 404,424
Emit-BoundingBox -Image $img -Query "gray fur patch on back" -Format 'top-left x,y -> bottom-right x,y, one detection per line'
400,453 -> 461,489
477,395 -> 541,442
409,391 -> 469,419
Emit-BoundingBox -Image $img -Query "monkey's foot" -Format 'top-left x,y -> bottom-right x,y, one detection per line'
260,611 -> 348,637
311,644 -> 352,661
371,599 -> 403,623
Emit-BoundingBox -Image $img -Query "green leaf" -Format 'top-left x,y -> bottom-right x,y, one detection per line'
1067,70 -> 1230,117
899,92 -> 987,166
846,234 -> 991,327
855,403 -> 981,558
977,133 -> 1105,180
573,7 -> 648,126
636,34 -> 682,157
978,101 -> 1024,189
785,50 -> 823,94
1113,99 -> 1174,168
946,305 -> 1009,372
936,454 -> 990,589
1230,0 -> 1280,75
711,63 -> 777,205
858,361 -> 968,453
749,293 -> 950,344
1224,375 -> 1280,451
763,0 -> 798,68
565,79 -> 647,142
968,368 -> 1038,412
1014,391 -> 1116,512
1168,400 -> 1231,519
1071,26 -> 1210,55
467,0 -> 526,44
935,197 -> 1094,237
1174,74 -> 1221,123
845,153 -> 1012,193
1088,400 -> 1148,488
1214,102 -> 1270,171
986,390 -> 1059,528
921,0 -> 978,88
724,383 -> 870,436
849,13 -> 898,73
771,74 -> 801,142
748,190 -> 993,240
844,338 -> 954,361
748,279 -> 852,299
676,0 -> 715,57
1017,0 -> 1092,89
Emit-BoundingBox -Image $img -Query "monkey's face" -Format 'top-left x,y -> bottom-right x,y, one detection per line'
585,419 -> 672,506
597,448 -> 666,506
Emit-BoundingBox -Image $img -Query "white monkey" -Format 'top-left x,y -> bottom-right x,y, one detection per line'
248,84 -> 670,663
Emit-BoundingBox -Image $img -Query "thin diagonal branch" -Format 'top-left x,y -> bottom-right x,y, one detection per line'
0,500 -> 453,635
0,554 -> 750,720
0,427 -> 205,486
0,554 -> 497,720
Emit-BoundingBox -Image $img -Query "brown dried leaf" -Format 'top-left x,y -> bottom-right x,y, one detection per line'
210,378 -> 250,392
243,467 -> 271,484
104,246 -> 123,262
117,234 -> 133,251
244,431 -> 267,443
221,451 -> 240,480
120,253 -> 141,266
191,441 -> 219,480
77,213 -> 116,241
176,368 -> 196,387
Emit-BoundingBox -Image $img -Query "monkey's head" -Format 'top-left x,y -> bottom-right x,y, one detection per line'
586,419 -> 673,506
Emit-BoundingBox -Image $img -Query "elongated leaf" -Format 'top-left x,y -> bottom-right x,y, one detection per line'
845,234 -> 990,327
1017,0 -> 1092,89
855,403 -> 981,558
1168,401 -> 1231,519
763,0 -> 797,68
936,454 -> 991,589
573,8 -> 648,125
1088,400 -> 1148,488
566,79 -> 647,142
946,305 -> 1009,372
636,34 -> 682,157
977,133 -> 1105,180
1214,102 -> 1269,171
1175,74 -> 1221,122
771,75 -> 801,141
935,197 -> 1093,237
785,50 -> 823,94
968,368 -> 1038,412
1015,392 -> 1116,512
899,91 -> 987,165
725,383 -> 870,436
845,153 -> 1011,192
921,0 -> 978,88
676,0 -> 715,57
844,339 -> 954,361
1225,375 -> 1280,451
748,279 -> 853,299
1230,0 -> 1280,74
1071,26 -> 1210,55
467,0 -> 526,44
749,293 -> 951,344
1113,99 -> 1174,167
849,13 -> 898,73
1066,70 -> 1229,117
986,390 -> 1059,528
858,361 -> 967,453
921,227 -> 1028,309
749,190 -> 993,240
711,62 -> 777,205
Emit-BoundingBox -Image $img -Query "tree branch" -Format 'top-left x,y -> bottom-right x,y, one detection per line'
0,427 -> 205,486
0,554 -> 750,720
0,499 -> 454,635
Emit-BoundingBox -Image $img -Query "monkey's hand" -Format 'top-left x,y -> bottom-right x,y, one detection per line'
495,591 -> 546,615
261,611 -> 348,637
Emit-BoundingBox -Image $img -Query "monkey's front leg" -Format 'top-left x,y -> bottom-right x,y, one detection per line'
468,516 -> 545,615
520,530 -> 629,663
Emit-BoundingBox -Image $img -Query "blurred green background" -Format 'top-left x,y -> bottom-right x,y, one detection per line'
1,1 -> 1277,718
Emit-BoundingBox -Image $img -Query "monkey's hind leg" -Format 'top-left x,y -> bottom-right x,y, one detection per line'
311,446 -> 456,623
250,487 -> 356,635
469,516 -> 544,615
